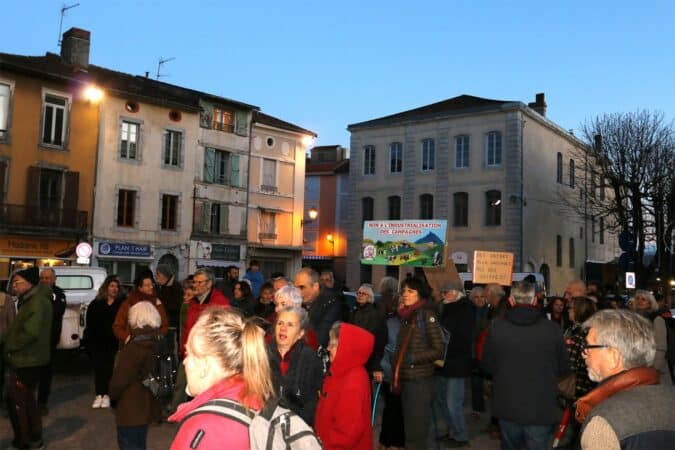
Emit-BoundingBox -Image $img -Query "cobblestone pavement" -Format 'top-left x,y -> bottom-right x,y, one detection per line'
1,353 -> 502,449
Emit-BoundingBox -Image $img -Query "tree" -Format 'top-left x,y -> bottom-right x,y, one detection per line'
562,110 -> 674,286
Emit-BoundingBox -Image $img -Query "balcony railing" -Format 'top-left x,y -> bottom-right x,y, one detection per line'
0,204 -> 88,231
259,232 -> 277,240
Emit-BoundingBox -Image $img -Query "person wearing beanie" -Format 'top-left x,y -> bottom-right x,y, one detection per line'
155,263 -> 183,330
5,266 -> 53,449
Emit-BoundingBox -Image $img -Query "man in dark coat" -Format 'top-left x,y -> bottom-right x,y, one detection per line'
436,280 -> 475,447
155,264 -> 183,329
482,281 -> 570,450
294,268 -> 342,348
37,268 -> 66,415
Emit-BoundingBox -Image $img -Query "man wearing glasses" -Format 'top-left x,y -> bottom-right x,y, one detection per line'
4,267 -> 53,449
576,309 -> 675,449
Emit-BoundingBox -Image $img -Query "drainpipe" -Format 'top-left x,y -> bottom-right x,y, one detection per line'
90,95 -> 103,266
520,116 -> 525,272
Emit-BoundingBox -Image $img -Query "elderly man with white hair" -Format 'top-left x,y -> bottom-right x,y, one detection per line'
576,309 -> 675,450
630,289 -> 672,384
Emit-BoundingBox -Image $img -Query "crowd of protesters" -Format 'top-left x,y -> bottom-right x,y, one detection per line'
3,261 -> 675,450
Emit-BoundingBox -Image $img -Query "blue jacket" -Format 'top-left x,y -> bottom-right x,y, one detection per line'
243,270 -> 264,299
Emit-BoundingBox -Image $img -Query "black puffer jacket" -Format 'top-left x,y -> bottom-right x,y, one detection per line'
268,340 -> 324,426
438,297 -> 475,378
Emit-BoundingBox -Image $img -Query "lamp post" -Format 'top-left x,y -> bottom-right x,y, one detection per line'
301,207 -> 318,227
326,233 -> 335,257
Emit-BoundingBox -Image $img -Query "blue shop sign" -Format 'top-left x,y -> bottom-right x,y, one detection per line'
98,242 -> 152,258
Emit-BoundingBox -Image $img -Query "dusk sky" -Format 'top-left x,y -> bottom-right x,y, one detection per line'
2,1 -> 673,148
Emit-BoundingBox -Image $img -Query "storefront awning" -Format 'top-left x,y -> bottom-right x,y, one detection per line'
195,259 -> 240,267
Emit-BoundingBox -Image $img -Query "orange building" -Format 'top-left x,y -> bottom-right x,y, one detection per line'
0,28 -> 99,280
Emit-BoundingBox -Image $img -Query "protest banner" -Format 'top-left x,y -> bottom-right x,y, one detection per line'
360,220 -> 447,268
472,250 -> 514,286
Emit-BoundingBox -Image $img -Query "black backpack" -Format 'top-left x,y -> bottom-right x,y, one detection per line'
661,315 -> 675,382
135,334 -> 177,399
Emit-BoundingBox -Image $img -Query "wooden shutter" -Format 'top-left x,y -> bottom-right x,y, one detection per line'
219,204 -> 229,235
203,148 -> 215,183
234,111 -> 248,136
63,171 -> 79,211
230,154 -> 240,187
0,160 -> 6,201
25,166 -> 40,206
199,201 -> 210,233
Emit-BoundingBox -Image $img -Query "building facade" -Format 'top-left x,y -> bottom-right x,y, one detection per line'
247,112 -> 316,279
0,28 -> 98,280
302,145 -> 349,284
346,94 -> 619,295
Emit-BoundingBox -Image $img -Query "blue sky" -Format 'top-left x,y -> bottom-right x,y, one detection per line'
2,1 -> 673,147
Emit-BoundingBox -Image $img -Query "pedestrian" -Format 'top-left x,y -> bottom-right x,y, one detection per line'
469,286 -> 488,421
563,297 -> 598,402
254,281 -> 275,322
83,275 -> 124,409
113,271 -> 169,345
155,263 -> 183,335
169,307 -> 275,449
547,296 -> 568,329
294,268 -> 342,349
4,267 -> 52,450
0,280 -> 17,407
243,260 -> 264,299
631,289 -> 672,384
391,277 -> 444,450
109,301 -> 163,450
481,281 -> 570,450
231,281 -> 255,318
435,280 -> 474,448
315,322 -> 374,450
267,306 -> 323,425
36,267 -> 67,415
218,265 -> 239,301
576,309 -> 675,449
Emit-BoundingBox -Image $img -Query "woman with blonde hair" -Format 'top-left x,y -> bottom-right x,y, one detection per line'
169,307 -> 275,449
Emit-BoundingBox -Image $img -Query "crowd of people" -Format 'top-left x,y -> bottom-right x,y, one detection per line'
2,261 -> 675,450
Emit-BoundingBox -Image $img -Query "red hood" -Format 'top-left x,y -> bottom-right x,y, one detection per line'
330,323 -> 374,377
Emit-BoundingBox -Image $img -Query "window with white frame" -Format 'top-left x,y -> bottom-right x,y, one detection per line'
421,138 -> 435,171
363,145 -> 375,175
260,210 -> 276,238
556,152 -> 563,183
120,120 -> 140,160
42,94 -> 68,147
163,129 -> 182,167
486,131 -> 502,166
390,142 -> 402,173
161,194 -> 178,230
455,135 -> 470,168
262,158 -> 277,191
204,147 -> 240,187
117,189 -> 136,227
0,82 -> 11,139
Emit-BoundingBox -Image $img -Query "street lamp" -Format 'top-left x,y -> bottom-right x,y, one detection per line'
326,233 -> 335,256
301,207 -> 318,227
83,85 -> 103,103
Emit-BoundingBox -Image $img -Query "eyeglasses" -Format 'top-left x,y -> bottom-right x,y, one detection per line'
357,291 -> 369,295
582,342 -> 610,354
193,280 -> 209,285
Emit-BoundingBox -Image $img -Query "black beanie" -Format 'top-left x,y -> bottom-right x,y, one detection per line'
16,266 -> 40,286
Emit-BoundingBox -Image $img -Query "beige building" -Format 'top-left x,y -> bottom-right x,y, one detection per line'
346,93 -> 619,295
247,112 -> 316,278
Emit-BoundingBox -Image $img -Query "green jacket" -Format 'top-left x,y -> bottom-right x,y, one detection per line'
4,284 -> 53,368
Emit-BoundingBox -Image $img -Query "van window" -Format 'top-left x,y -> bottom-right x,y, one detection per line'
56,275 -> 94,290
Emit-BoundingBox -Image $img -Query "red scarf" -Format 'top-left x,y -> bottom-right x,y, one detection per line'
574,367 -> 660,423
398,299 -> 427,321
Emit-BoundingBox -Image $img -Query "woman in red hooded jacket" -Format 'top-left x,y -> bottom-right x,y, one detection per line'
315,322 -> 374,450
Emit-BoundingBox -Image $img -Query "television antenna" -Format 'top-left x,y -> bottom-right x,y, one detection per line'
58,3 -> 80,47
156,57 -> 175,80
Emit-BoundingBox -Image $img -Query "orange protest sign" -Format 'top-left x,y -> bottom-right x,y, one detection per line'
472,251 -> 514,286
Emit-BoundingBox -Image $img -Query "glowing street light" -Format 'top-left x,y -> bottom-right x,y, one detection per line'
83,85 -> 103,103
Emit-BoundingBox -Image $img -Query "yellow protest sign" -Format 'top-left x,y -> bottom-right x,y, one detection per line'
472,251 -> 514,286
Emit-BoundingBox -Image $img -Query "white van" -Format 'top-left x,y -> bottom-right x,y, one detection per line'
7,266 -> 107,350
459,272 -> 547,295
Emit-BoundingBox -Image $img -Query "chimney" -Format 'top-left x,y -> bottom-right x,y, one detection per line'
60,27 -> 90,70
527,92 -> 547,117
594,134 -> 603,152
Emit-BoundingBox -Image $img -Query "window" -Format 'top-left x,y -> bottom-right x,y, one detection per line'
556,235 -> 562,267
453,192 -> 468,227
39,169 -> 63,209
580,227 -> 584,239
117,189 -> 136,227
260,210 -> 277,238
591,216 -> 596,243
212,108 -> 234,132
389,142 -> 402,173
419,194 -> 433,219
485,190 -> 501,226
42,94 -> 68,147
161,194 -> 178,230
455,135 -> 470,168
195,201 -> 229,234
421,139 -> 435,171
120,121 -> 140,160
204,148 -> 240,187
262,158 -> 277,191
361,197 -> 374,225
600,217 -> 605,244
0,82 -> 11,140
359,264 -> 372,285
599,177 -> 606,201
486,131 -> 502,166
569,159 -> 575,188
163,130 -> 182,167
363,145 -> 376,175
590,170 -> 597,198
388,196 -> 401,220
569,238 -> 575,268
556,152 -> 563,183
